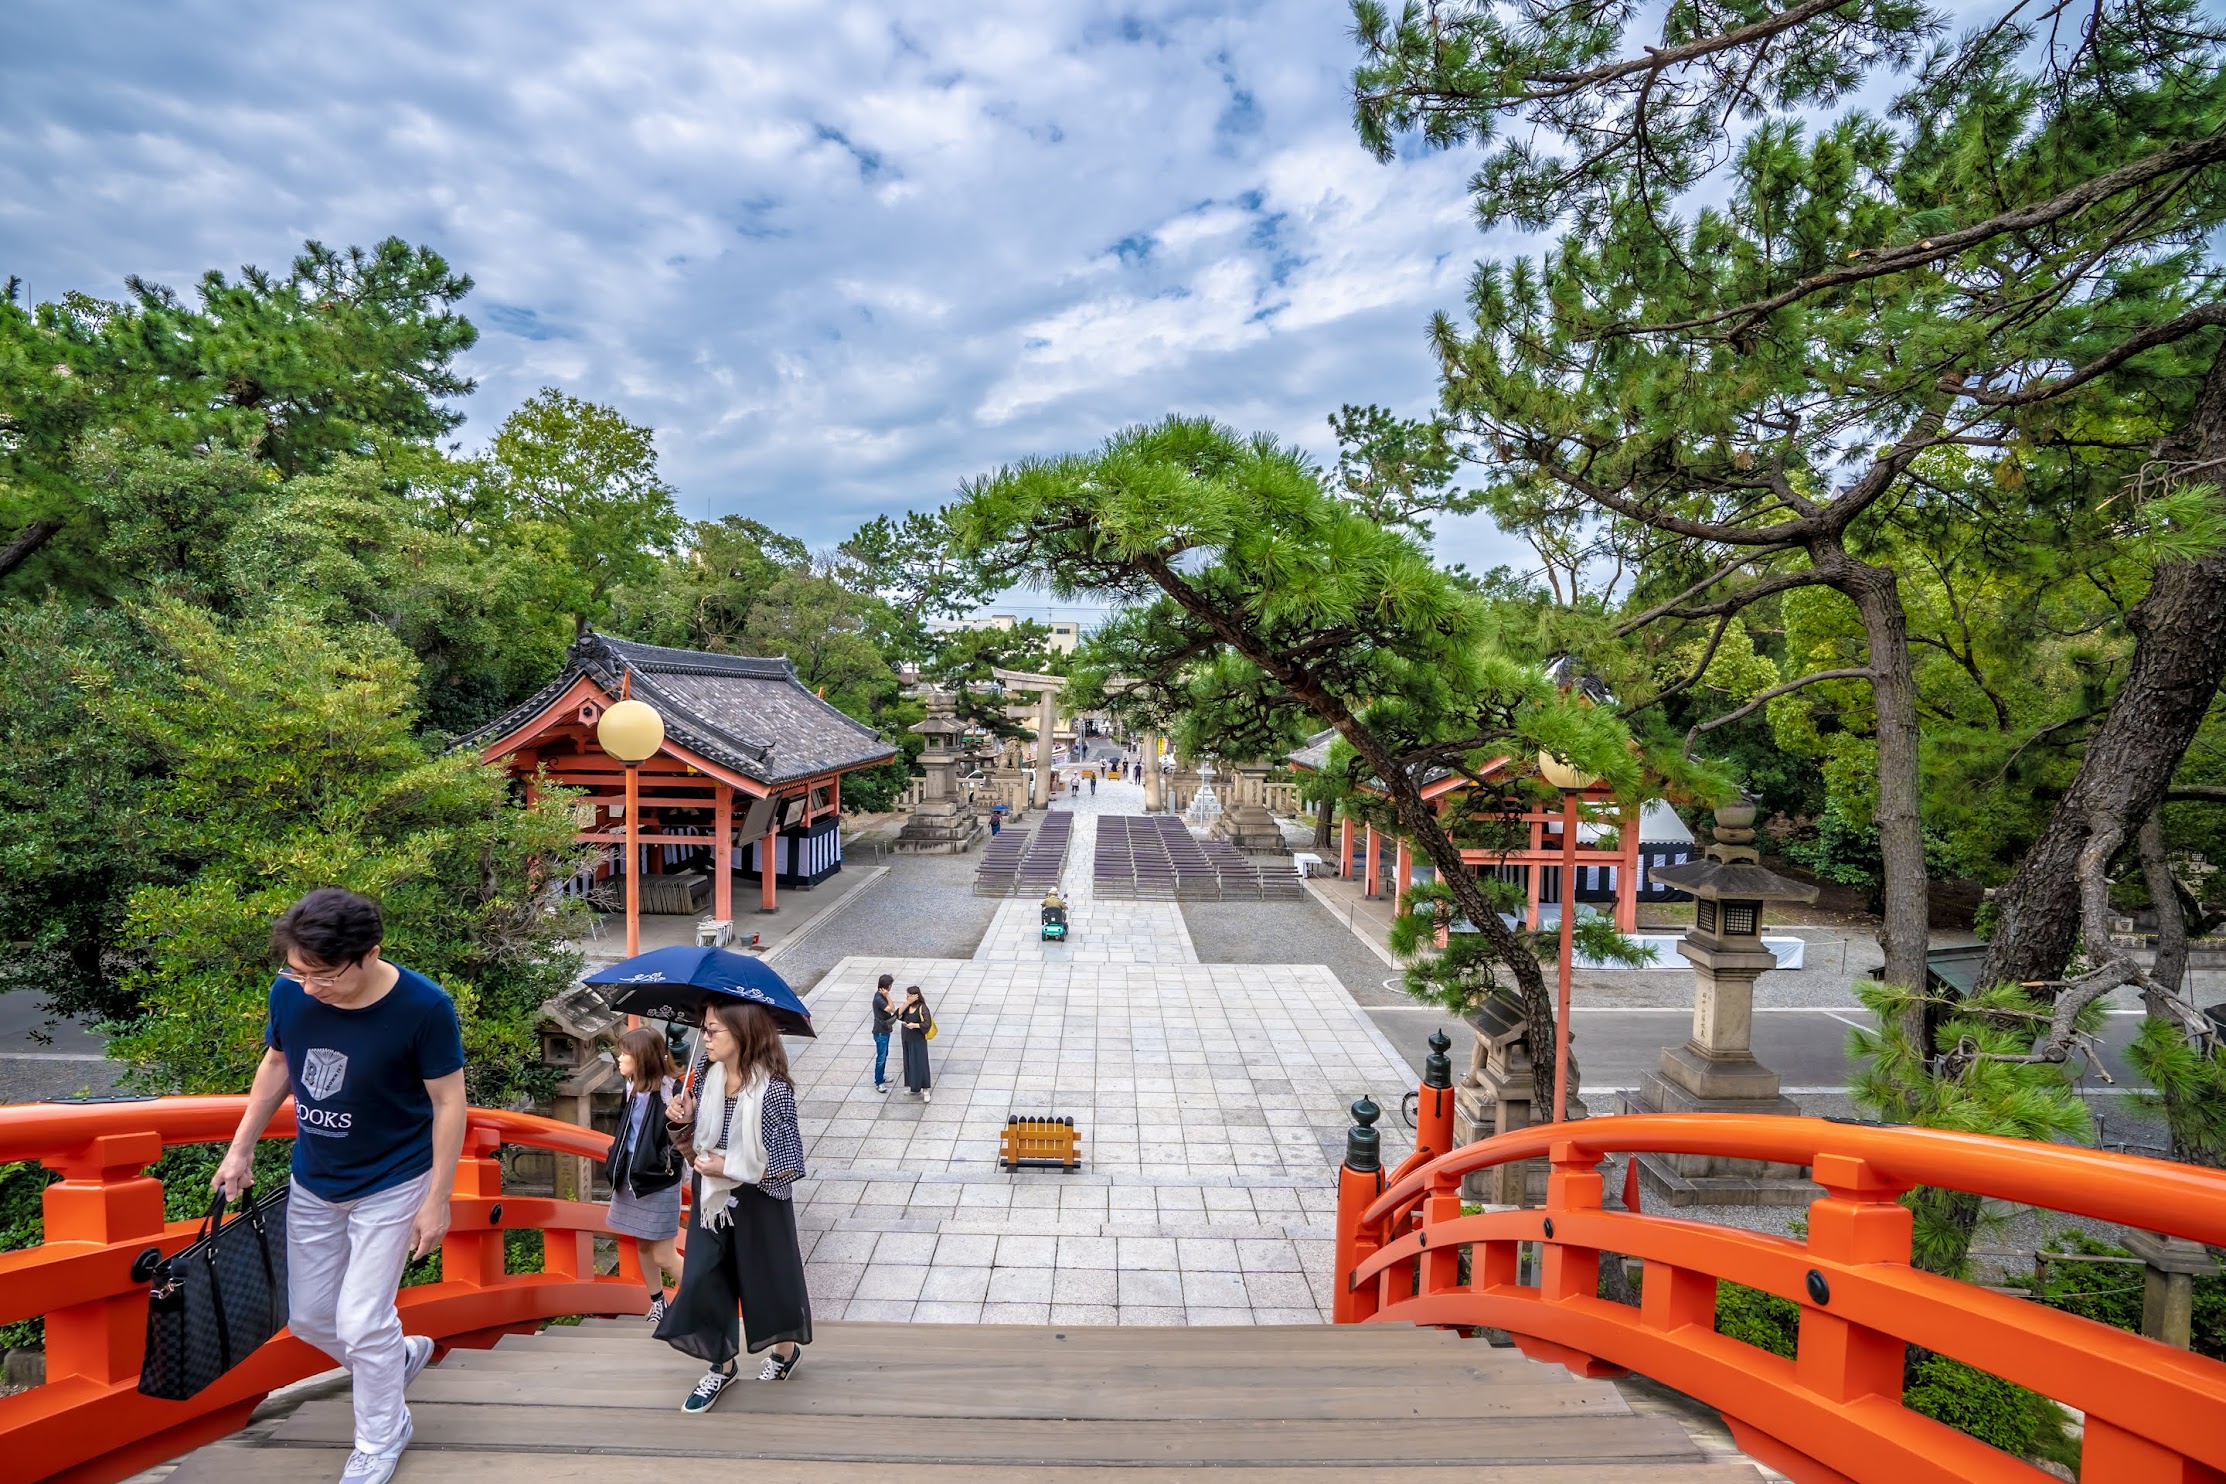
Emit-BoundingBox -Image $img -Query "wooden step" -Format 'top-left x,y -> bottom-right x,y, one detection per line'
168,1443 -> 1767,1483
401,1365 -> 1613,1421
268,1400 -> 1714,1467
438,1344 -> 1555,1382
509,1320 -> 1469,1353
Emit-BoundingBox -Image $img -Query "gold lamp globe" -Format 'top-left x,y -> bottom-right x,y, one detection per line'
1537,751 -> 1597,791
597,698 -> 665,764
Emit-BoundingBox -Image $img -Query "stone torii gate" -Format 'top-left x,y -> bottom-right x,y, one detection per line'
1100,675 -> 1166,812
993,666 -> 1065,809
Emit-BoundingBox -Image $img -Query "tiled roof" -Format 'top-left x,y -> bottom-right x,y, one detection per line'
458,632 -> 897,788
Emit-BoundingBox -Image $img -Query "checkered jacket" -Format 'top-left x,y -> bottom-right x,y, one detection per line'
758,1077 -> 807,1201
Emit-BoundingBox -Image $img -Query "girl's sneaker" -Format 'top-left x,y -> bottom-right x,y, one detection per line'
758,1347 -> 803,1382
645,1294 -> 667,1326
682,1365 -> 735,1413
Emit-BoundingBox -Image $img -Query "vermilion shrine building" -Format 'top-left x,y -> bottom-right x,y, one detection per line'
1287,730 -> 1695,932
461,633 -> 897,922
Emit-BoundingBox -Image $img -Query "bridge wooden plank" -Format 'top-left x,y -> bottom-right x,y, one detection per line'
398,1367 -> 1621,1421
167,1444 -> 1765,1483
436,1347 -> 1560,1382
504,1324 -> 1475,1355
270,1401 -> 1710,1465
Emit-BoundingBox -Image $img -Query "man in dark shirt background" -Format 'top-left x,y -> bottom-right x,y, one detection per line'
871,972 -> 897,1093
213,888 -> 467,1484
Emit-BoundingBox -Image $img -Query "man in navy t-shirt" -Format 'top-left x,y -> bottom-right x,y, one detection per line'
214,888 -> 466,1484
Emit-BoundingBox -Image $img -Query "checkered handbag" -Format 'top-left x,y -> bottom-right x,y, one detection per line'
138,1185 -> 290,1401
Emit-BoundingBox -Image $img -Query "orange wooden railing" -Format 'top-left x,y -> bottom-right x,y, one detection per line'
0,1097 -> 651,1484
1332,1066 -> 2226,1484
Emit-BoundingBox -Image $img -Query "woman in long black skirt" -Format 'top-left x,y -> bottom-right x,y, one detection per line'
898,984 -> 933,1102
656,1000 -> 811,1413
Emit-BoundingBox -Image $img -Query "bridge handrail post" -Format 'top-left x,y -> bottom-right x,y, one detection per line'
37,1131 -> 167,1388
1332,1097 -> 1385,1324
440,1125 -> 509,1289
1414,1028 -> 1456,1162
1539,1139 -> 1603,1305
1794,1151 -> 1912,1406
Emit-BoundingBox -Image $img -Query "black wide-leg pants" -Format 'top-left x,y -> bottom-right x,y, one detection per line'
655,1179 -> 812,1367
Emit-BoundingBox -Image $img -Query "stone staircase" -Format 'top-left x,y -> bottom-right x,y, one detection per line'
163,1318 -> 1765,1480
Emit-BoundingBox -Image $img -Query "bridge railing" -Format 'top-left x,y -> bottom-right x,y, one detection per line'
1333,1073 -> 2226,1484
0,1096 -> 650,1484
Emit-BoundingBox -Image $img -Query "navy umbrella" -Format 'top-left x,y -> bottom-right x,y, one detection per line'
584,946 -> 816,1038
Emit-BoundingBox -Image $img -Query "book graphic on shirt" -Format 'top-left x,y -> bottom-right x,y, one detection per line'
303,1048 -> 348,1101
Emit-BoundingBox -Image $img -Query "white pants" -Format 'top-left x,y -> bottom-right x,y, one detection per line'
287,1171 -> 431,1454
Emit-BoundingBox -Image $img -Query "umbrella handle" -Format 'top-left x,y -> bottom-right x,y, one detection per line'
682,1034 -> 710,1095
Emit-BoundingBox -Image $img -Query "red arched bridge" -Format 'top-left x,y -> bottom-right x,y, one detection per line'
1,1087 -> 2223,1481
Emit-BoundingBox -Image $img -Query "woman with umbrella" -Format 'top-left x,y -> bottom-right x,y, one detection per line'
584,947 -> 815,1413
656,1000 -> 811,1410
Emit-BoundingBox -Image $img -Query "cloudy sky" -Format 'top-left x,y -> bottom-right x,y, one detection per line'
1,0 -> 1534,609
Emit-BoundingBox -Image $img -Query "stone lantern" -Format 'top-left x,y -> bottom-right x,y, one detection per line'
895,689 -> 987,853
1620,797 -> 1820,1205
530,982 -> 625,1201
1454,993 -> 1587,1205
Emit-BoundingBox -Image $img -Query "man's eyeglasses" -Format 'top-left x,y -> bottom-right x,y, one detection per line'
281,962 -> 357,988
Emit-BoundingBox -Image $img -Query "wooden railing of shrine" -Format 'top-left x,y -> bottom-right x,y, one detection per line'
1333,1075 -> 2226,1484
0,1097 -> 649,1483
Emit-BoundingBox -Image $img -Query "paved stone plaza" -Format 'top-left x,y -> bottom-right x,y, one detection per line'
785,798 -> 1419,1324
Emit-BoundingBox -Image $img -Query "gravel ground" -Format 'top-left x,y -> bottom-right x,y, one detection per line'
1182,897 -> 1409,1006
774,847 -> 1002,993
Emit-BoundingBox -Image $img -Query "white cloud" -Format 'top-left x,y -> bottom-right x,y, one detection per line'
1,0 -> 1530,573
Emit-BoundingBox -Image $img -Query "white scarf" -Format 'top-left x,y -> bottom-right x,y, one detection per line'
693,1060 -> 768,1230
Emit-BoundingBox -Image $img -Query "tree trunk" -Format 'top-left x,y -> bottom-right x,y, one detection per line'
0,519 -> 62,583
1836,552 -> 1933,998
2138,805 -> 2190,1002
1979,351 -> 2226,991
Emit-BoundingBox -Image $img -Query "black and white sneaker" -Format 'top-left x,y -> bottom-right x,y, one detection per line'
645,1294 -> 667,1326
682,1365 -> 735,1413
757,1347 -> 802,1382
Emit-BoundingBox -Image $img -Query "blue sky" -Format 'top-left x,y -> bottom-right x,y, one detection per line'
0,0 -> 1535,605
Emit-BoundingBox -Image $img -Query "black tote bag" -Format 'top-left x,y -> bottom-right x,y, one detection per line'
138,1185 -> 290,1401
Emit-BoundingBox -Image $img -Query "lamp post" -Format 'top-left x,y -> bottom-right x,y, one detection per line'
1537,751 -> 1596,1124
596,697 -> 665,957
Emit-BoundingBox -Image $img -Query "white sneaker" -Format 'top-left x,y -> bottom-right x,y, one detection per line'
401,1334 -> 434,1387
339,1416 -> 413,1483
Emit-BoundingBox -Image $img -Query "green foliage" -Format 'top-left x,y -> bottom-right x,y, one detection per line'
91,601 -> 587,1106
1715,1281 -> 1799,1358
1903,1354 -> 2080,1469
2012,1232 -> 2226,1360
481,389 -> 682,630
1325,402 -> 1478,538
1848,980 -> 2097,1274
2126,1016 -> 2226,1167
610,515 -> 809,654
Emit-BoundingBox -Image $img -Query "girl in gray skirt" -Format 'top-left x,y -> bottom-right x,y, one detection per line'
605,1025 -> 685,1324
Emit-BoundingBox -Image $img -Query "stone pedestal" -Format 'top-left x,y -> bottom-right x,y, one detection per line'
1453,997 -> 1586,1206
1627,822 -> 1823,1207
1214,802 -> 1289,855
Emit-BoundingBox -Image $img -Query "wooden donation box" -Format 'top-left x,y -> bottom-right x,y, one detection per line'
999,1116 -> 1083,1171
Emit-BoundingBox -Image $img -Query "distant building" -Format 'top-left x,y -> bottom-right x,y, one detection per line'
929,613 -> 1084,655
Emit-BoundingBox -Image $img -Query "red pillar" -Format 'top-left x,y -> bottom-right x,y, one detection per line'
1338,816 -> 1352,879
1392,837 -> 1411,910
624,764 -> 642,957
1614,796 -> 1639,931
1554,789 -> 1578,1123
713,782 -> 733,923
760,825 -> 777,913
1363,823 -> 1380,899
